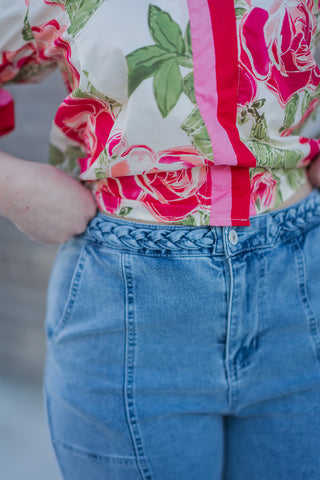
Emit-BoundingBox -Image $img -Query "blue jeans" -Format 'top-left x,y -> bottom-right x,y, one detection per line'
44,189 -> 320,480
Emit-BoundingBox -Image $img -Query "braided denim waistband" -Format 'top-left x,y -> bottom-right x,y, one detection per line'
84,189 -> 320,256
85,218 -> 215,254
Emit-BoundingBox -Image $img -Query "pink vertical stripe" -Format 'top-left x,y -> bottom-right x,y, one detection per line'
208,0 -> 256,172
187,0 -> 237,166
249,197 -> 257,217
210,166 -> 233,225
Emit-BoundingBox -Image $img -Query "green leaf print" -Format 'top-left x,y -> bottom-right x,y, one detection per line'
285,168 -> 306,191
14,63 -> 55,83
22,8 -> 34,41
153,59 -> 184,117
235,7 -> 247,19
234,0 -> 249,15
94,168 -> 107,179
184,22 -> 192,59
181,215 -> 197,226
64,0 -> 107,37
301,91 -> 313,116
199,211 -> 211,225
251,99 -> 266,109
73,79 -> 121,116
127,46 -> 175,97
49,144 -> 65,166
181,107 -> 213,160
126,6 -> 202,152
49,144 -> 85,174
239,99 -> 269,140
250,113 -> 269,141
119,207 -> 133,217
183,72 -> 196,104
246,141 -> 303,169
300,86 -> 320,117
279,93 -> 299,133
127,6 -> 194,100
148,5 -> 185,55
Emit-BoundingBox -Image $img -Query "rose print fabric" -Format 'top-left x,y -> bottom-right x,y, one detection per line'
1,0 -> 320,225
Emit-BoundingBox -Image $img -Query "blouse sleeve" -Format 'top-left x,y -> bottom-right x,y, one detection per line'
0,1 -> 61,136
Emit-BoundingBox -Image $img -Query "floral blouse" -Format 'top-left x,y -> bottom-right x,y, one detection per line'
1,0 -> 320,226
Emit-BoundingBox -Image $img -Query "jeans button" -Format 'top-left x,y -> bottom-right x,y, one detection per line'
228,229 -> 238,246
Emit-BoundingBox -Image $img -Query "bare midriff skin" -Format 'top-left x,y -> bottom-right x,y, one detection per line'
99,211 -> 182,225
273,177 -> 313,211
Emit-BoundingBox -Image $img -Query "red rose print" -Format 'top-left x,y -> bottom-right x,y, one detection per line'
54,94 -> 115,172
240,1 -> 320,106
250,171 -> 277,210
0,19 -> 79,92
96,167 -> 212,221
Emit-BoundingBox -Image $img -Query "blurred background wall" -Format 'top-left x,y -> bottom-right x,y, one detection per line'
0,70 -> 66,480
0,71 -> 67,382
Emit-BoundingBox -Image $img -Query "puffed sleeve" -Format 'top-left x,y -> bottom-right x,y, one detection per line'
0,1 -> 61,136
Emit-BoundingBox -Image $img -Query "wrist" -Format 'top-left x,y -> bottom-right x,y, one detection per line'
0,151 -> 33,219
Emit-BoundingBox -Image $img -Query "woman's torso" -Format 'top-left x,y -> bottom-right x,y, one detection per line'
1,0 -> 320,226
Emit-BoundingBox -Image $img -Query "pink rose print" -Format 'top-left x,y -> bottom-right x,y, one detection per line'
298,136 -> 320,167
106,132 -> 209,177
54,94 -> 115,172
0,19 -> 79,92
95,167 -> 212,221
238,67 -> 258,106
0,42 -> 38,83
281,97 -> 320,137
44,1 -> 65,8
240,1 -> 320,106
31,20 -> 79,91
250,171 -> 277,211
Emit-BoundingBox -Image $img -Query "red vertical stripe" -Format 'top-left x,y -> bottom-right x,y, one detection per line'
207,0 -> 256,223
207,0 -> 256,168
231,167 -> 251,225
0,89 -> 14,137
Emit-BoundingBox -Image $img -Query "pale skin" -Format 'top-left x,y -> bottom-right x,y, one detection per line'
0,150 -> 97,244
1,150 -> 320,244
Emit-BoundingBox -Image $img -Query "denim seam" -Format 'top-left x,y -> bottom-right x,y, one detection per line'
52,438 -> 138,465
44,394 -> 68,479
225,253 -> 239,410
122,254 -> 154,480
85,237 -> 284,258
226,238 -> 283,258
294,238 -> 320,366
49,242 -> 87,344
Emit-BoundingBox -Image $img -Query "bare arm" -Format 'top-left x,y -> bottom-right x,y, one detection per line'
0,150 -> 97,244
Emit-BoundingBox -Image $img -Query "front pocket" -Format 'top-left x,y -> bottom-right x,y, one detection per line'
45,237 -> 88,343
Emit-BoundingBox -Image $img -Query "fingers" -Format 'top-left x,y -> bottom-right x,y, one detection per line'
307,154 -> 320,188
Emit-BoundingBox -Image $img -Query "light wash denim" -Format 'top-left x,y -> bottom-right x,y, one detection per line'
44,189 -> 320,480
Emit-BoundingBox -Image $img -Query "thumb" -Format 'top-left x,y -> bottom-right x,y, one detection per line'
307,154 -> 320,188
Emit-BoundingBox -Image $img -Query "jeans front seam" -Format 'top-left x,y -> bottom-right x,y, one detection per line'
225,255 -> 239,411
122,253 -> 154,480
44,391 -> 68,479
294,238 -> 320,368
